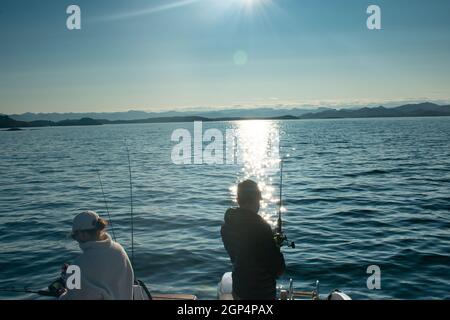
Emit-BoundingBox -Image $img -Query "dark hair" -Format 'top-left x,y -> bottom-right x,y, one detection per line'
84,218 -> 108,237
237,180 -> 261,205
95,217 -> 108,231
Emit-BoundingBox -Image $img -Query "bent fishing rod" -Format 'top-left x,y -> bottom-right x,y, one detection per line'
96,141 -> 134,265
0,287 -> 58,297
94,143 -> 136,267
276,159 -> 295,248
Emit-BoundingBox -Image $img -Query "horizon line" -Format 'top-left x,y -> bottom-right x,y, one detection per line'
3,99 -> 450,116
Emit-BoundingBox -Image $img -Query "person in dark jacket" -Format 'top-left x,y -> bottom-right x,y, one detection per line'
221,180 -> 286,300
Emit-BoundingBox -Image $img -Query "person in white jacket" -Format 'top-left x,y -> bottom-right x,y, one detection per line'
59,210 -> 134,300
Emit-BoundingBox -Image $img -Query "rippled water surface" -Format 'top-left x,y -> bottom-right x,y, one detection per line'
1,118 -> 449,299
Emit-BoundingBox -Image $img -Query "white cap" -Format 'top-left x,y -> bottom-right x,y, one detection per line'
72,211 -> 100,233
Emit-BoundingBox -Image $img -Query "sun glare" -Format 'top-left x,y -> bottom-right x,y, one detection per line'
212,0 -> 273,18
230,120 -> 281,226
233,0 -> 263,9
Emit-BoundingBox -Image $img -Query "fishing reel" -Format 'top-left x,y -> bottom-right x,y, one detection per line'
275,159 -> 295,249
275,232 -> 295,249
47,263 -> 69,297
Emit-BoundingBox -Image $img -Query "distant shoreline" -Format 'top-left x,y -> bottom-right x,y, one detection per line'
1,102 -> 450,129
2,115 -> 450,131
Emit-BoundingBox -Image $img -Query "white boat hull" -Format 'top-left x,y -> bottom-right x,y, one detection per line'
217,272 -> 352,300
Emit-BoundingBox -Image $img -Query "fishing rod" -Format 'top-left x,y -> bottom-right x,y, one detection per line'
277,159 -> 284,235
0,287 -> 58,297
275,159 -> 295,248
124,141 -> 154,300
96,169 -> 117,242
1,154 -> 141,300
125,142 -> 134,266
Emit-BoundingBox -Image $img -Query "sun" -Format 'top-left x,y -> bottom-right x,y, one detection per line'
213,0 -> 273,19
242,0 -> 259,7
231,0 -> 262,8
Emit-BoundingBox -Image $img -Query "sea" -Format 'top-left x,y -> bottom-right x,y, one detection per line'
0,117 -> 449,299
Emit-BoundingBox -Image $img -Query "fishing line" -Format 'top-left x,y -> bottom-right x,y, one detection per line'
0,287 -> 56,297
96,169 -> 117,242
125,141 -> 134,266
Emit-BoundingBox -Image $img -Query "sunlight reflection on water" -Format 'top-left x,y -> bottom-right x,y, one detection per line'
228,120 -> 281,226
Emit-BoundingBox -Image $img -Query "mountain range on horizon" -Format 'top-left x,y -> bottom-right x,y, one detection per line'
6,106 -> 334,122
4,102 -> 450,122
300,102 -> 450,119
1,102 -> 450,129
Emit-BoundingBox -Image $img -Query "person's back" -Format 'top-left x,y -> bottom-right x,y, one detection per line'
221,180 -> 285,300
66,234 -> 134,300
60,211 -> 134,300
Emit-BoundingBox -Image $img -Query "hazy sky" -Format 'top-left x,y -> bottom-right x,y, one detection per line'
1,0 -> 450,114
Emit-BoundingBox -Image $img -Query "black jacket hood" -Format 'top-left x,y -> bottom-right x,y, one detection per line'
224,207 -> 262,226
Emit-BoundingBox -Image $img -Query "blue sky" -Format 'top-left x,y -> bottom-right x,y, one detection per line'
1,0 -> 450,114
